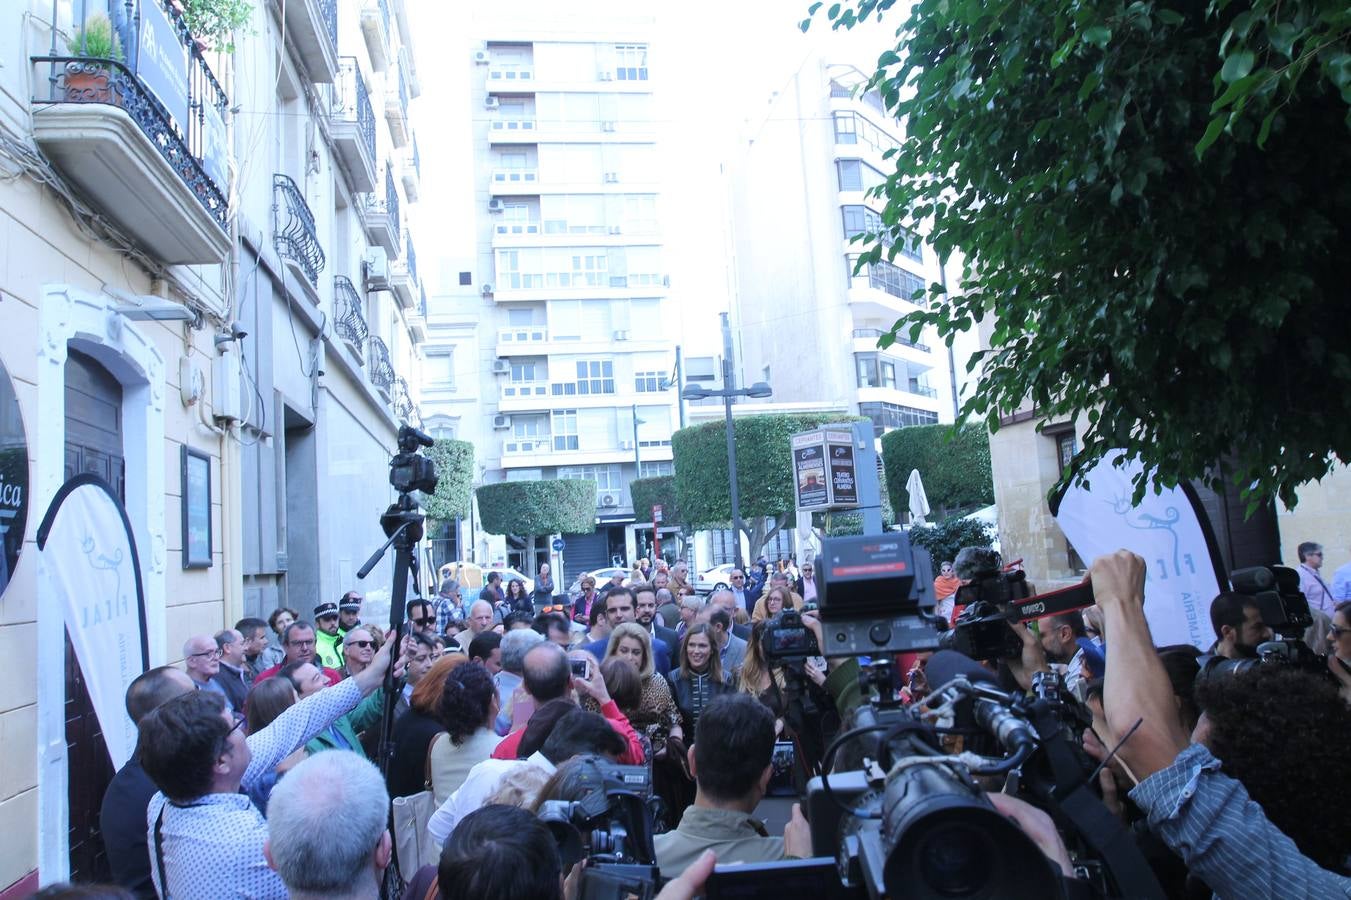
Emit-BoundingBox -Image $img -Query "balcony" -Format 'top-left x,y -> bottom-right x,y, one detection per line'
400,133 -> 420,202
504,438 -> 551,455
360,0 -> 391,73
497,326 -> 547,354
271,0 -> 338,83
273,174 -> 325,299
368,336 -> 395,395
385,66 -> 409,147
30,2 -> 231,265
489,168 -> 538,193
362,167 -> 400,256
851,327 -> 930,353
333,276 -> 369,360
390,230 -> 419,309
390,375 -> 417,423
330,57 -> 377,193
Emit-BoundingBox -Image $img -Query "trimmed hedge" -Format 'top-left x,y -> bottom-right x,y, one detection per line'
881,425 -> 994,519
475,479 -> 597,537
630,476 -> 679,525
422,439 -> 474,523
909,517 -> 996,568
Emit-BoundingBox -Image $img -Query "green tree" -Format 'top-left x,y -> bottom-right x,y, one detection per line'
909,517 -> 997,568
807,0 -> 1351,508
881,425 -> 994,519
421,439 -> 474,527
475,480 -> 597,539
672,414 -> 869,560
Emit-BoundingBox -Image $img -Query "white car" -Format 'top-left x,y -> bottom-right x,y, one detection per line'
695,563 -> 737,594
567,566 -> 630,596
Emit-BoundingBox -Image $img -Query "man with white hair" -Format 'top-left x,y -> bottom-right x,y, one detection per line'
265,751 -> 391,900
495,627 -> 544,734
341,628 -> 377,678
183,633 -> 233,711
454,599 -> 496,652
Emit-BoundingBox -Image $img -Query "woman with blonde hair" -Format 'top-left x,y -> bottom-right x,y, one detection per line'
602,623 -> 681,759
751,584 -> 802,623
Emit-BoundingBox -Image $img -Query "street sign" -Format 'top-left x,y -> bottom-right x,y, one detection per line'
652,504 -> 663,523
792,427 -> 862,510
552,538 -> 566,552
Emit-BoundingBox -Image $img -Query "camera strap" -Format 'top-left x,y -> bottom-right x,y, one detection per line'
1009,581 -> 1096,624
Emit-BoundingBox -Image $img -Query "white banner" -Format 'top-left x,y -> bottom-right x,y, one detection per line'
1054,454 -> 1223,650
37,477 -> 148,769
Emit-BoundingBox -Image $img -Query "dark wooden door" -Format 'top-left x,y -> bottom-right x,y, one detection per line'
63,349 -> 124,883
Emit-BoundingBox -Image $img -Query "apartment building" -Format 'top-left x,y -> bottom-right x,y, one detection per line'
727,60 -> 958,440
421,16 -> 680,576
0,0 -> 425,890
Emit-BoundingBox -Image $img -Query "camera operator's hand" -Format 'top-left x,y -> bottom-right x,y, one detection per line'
1005,621 -> 1051,692
653,850 -> 716,900
803,659 -> 827,687
800,612 -> 842,672
987,792 -> 1075,878
783,803 -> 813,859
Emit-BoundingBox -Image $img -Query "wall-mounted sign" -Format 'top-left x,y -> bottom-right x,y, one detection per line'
181,445 -> 212,568
0,356 -> 29,600
136,0 -> 190,131
793,428 -> 860,511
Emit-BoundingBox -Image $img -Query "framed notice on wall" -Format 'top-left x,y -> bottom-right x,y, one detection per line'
181,446 -> 212,568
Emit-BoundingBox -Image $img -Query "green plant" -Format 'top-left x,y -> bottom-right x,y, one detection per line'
880,425 -> 993,520
421,439 -> 474,525
909,517 -> 995,568
182,0 -> 253,54
67,13 -> 123,61
805,0 -> 1351,510
629,476 -> 680,525
475,480 -> 598,537
672,414 -> 870,560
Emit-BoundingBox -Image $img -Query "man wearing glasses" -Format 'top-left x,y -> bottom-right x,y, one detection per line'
1295,542 -> 1336,615
183,634 -> 234,712
341,628 -> 378,678
728,569 -> 761,615
254,621 -> 343,686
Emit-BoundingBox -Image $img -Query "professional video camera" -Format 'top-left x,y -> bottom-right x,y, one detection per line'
1197,564 -> 1324,682
537,756 -> 662,900
388,423 -> 438,496
809,533 -> 943,657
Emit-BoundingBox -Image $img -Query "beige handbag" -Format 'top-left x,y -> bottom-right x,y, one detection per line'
391,732 -> 444,881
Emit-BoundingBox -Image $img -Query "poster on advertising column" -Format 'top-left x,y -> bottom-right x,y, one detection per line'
37,475 -> 150,769
792,431 -> 829,509
826,431 -> 859,507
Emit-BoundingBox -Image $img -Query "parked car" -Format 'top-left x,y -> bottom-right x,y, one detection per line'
567,566 -> 630,596
695,563 -> 737,595
482,565 -> 534,596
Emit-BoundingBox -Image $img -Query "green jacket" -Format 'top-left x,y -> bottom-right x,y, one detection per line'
315,629 -> 345,670
305,687 -> 386,758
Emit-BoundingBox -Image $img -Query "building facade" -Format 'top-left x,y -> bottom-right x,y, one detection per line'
420,14 -> 681,579
726,61 -> 958,441
0,0 -> 426,891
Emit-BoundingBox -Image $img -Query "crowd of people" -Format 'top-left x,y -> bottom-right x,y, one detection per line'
44,541 -> 1351,900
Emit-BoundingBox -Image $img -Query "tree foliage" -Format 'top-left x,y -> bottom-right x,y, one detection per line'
630,476 -> 680,524
881,425 -> 994,518
672,414 -> 869,559
807,0 -> 1351,508
421,439 -> 474,524
909,517 -> 996,567
475,480 -> 597,537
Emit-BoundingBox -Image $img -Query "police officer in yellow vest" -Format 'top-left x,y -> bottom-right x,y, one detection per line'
313,600 -> 345,671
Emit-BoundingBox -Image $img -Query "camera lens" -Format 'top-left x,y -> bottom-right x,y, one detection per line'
916,823 -> 994,895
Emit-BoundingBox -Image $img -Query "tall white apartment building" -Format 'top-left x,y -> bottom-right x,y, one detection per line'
422,17 -> 680,575
729,61 -> 958,439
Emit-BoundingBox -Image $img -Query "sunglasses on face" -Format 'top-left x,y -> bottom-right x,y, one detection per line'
348,640 -> 376,649
413,617 -> 437,627
541,605 -> 567,614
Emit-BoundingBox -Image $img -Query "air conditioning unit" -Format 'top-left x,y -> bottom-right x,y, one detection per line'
474,50 -> 491,64
493,414 -> 512,429
603,172 -> 619,183
481,283 -> 494,296
608,225 -> 622,235
599,494 -> 617,508
485,96 -> 500,109
491,359 -> 511,374
612,329 -> 629,341
487,198 -> 504,213
363,247 -> 390,291
618,440 -> 634,451
599,71 -> 614,81
600,121 -> 617,132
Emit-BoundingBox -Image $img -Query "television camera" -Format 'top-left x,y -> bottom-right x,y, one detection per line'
1196,564 -> 1325,683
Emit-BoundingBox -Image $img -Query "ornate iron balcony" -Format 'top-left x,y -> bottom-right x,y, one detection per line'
334,57 -> 376,171
319,0 -> 338,48
405,231 -> 418,285
333,275 -> 370,350
391,375 -> 416,422
273,174 -> 326,287
368,336 -> 395,390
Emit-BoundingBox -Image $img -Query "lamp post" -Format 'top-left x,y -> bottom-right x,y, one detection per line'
680,317 -> 771,571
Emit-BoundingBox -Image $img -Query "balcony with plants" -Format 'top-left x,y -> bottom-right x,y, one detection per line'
30,0 -> 233,264
268,0 -> 338,83
361,166 -> 400,256
330,57 -> 377,192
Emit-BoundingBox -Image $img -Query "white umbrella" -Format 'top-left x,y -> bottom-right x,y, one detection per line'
906,468 -> 931,525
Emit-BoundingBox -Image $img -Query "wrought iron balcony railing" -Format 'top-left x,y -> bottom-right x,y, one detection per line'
319,0 -> 338,49
383,166 -> 401,231
391,375 -> 416,421
273,174 -> 326,287
405,231 -> 418,285
368,336 -> 395,391
335,57 -> 376,165
333,276 -> 370,350
32,0 -> 230,231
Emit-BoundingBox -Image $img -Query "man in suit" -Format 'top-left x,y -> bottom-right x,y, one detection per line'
634,582 -> 680,673
704,606 -> 748,677
580,587 -> 671,673
709,589 -> 751,641
728,569 -> 762,616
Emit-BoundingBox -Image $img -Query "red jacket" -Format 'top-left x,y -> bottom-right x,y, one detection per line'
253,662 -> 343,686
491,699 -> 645,765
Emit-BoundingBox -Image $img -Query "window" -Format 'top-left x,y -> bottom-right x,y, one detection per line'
842,205 -> 884,241
860,258 -> 926,305
552,359 -> 614,395
635,370 -> 662,392
833,112 -> 900,154
899,229 -> 924,263
425,350 -> 454,386
557,464 -> 623,499
836,159 -> 886,193
1056,431 -> 1077,472
458,271 -> 472,286
615,44 -> 648,81
855,354 -> 897,389
510,362 -> 539,382
513,417 -> 546,437
552,410 -> 579,450
833,111 -> 857,144
639,460 -> 673,478
858,402 -> 939,437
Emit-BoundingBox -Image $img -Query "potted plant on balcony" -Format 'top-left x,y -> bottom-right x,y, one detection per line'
64,13 -> 123,103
